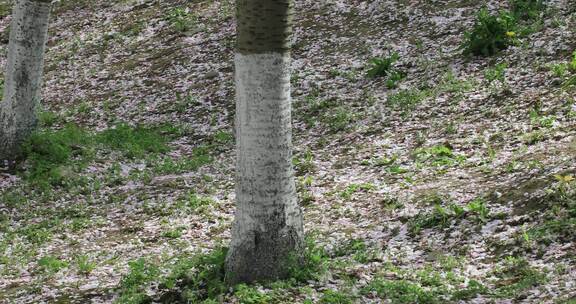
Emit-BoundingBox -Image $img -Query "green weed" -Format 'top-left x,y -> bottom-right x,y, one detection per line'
485,63 -> 508,85
37,110 -> 62,128
451,280 -> 487,301
293,149 -> 315,175
510,0 -> 545,21
466,198 -> 490,223
366,52 -> 400,79
323,107 -> 354,132
150,147 -> 212,175
287,237 -> 330,282
96,123 -> 170,158
162,227 -> 185,239
462,8 -> 516,56
76,254 -> 97,275
387,89 -> 428,114
412,145 -> 465,167
339,183 -> 375,200
38,255 -> 69,274
160,247 -> 227,302
21,124 -> 174,188
361,278 -> 438,304
116,258 -> 160,304
234,284 -> 272,304
165,8 -> 198,33
492,257 -> 548,298
320,290 -> 355,304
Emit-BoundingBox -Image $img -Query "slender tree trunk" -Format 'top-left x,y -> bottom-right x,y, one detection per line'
0,0 -> 51,161
225,0 -> 304,284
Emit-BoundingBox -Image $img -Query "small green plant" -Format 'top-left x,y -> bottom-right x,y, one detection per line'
413,145 -> 465,167
366,52 -> 406,88
150,146 -> 212,175
521,130 -> 545,145
339,183 -> 375,200
324,107 -> 354,132
332,238 -> 368,259
212,130 -> 234,145
387,89 -> 427,114
320,290 -> 355,304
21,222 -> 53,244
408,204 -> 451,235
462,8 -> 517,56
96,123 -> 170,158
466,198 -> 490,223
550,63 -> 569,78
297,93 -> 337,125
234,284 -> 272,304
509,0 -> 545,21
366,52 -> 400,78
165,8 -> 197,33
293,149 -> 315,175
76,255 -> 97,275
451,280 -> 487,301
162,227 -> 185,239
333,238 -> 376,263
297,176 -> 315,206
561,51 -> 576,88
116,258 -> 160,304
38,110 -> 61,128
492,257 -> 548,298
22,124 -> 92,187
287,236 -> 330,282
184,193 -> 214,212
532,115 -> 556,128
173,92 -> 200,113
161,248 -> 228,302
484,63 -> 508,87
361,278 -> 438,304
38,255 -> 69,274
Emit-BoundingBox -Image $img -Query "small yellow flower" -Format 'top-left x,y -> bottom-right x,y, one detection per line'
506,31 -> 516,38
554,174 -> 575,183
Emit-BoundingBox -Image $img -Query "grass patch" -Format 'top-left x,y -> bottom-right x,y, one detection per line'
233,284 -> 273,304
115,237 -> 332,303
408,198 -> 490,235
362,278 -> 439,304
96,123 -> 171,158
451,280 -> 488,301
510,0 -> 545,21
116,258 -> 161,304
320,290 -> 355,304
387,89 -> 428,114
38,255 -> 69,274
165,7 -> 198,33
149,147 -> 212,175
412,144 -> 466,167
287,236 -> 330,283
492,257 -> 548,298
21,123 -> 173,188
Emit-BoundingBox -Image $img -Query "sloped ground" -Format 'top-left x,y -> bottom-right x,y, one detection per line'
0,0 -> 575,303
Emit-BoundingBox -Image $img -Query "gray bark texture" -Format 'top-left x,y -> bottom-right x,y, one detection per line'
225,0 -> 304,285
0,0 -> 51,161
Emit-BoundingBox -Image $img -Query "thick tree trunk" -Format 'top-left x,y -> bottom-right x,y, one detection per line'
0,0 -> 51,161
225,0 -> 304,285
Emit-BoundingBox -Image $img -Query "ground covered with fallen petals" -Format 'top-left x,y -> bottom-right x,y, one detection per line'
0,0 -> 575,303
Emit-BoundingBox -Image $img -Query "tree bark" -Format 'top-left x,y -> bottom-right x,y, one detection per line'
0,0 -> 51,161
225,0 -> 304,285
